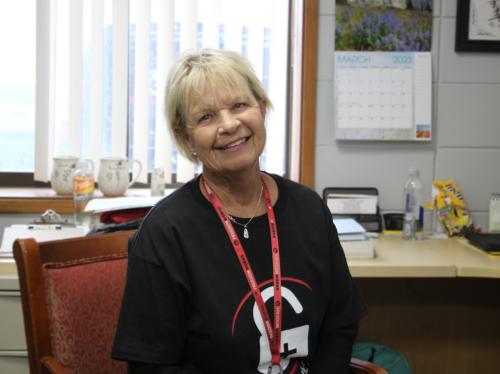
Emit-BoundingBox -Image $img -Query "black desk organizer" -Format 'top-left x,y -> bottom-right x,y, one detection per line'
322,187 -> 382,233
465,230 -> 500,255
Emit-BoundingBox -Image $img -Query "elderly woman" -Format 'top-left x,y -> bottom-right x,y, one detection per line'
112,49 -> 366,373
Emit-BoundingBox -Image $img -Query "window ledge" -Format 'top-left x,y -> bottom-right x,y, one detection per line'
0,188 -> 154,214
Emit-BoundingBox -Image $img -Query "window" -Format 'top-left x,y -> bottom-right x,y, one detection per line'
0,0 -> 318,187
0,0 -> 36,172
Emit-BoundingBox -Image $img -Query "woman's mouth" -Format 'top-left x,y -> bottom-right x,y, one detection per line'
217,136 -> 250,150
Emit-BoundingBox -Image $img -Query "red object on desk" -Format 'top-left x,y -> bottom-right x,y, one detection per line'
99,207 -> 151,224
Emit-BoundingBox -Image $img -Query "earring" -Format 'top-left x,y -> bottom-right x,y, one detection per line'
191,151 -> 197,157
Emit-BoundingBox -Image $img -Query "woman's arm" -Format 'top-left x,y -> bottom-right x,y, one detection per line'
308,205 -> 367,372
112,226 -> 194,368
308,321 -> 359,373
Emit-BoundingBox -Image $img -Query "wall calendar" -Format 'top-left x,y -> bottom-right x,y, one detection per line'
334,51 -> 432,141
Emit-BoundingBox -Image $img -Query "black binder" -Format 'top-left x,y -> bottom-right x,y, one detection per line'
322,187 -> 382,233
465,231 -> 500,255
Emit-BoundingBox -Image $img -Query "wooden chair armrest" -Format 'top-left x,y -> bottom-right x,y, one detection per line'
40,356 -> 71,374
350,357 -> 388,374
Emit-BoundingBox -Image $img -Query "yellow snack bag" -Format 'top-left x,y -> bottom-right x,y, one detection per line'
433,180 -> 472,236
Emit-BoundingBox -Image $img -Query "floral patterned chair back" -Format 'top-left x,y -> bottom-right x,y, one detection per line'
14,230 -> 135,374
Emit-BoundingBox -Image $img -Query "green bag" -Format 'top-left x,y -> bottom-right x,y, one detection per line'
352,342 -> 412,374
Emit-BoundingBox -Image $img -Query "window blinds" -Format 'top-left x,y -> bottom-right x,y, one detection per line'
35,0 -> 289,184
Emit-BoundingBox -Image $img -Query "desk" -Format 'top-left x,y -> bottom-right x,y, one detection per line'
0,187 -> 157,214
348,235 -> 500,374
1,236 -> 499,373
347,235 -> 500,278
0,260 -> 26,373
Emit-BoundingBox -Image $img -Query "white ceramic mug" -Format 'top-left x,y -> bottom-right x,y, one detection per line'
98,157 -> 143,197
50,156 -> 79,195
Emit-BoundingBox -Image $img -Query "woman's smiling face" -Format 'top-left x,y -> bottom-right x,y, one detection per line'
185,80 -> 266,176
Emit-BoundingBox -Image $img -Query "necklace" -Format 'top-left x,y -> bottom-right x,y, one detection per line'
227,183 -> 263,239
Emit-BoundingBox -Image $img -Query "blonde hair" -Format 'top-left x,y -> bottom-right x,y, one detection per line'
165,49 -> 272,163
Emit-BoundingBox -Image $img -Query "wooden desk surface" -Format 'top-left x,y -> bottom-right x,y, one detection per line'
2,235 -> 500,287
347,234 -> 500,278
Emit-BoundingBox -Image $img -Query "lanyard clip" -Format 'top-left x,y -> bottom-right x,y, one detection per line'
267,364 -> 284,374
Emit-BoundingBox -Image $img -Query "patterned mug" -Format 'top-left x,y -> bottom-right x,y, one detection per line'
97,157 -> 143,197
50,156 -> 79,195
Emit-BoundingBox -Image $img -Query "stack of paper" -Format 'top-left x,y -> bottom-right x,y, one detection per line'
333,218 -> 374,259
339,238 -> 374,259
334,218 -> 367,241
84,196 -> 165,213
327,194 -> 378,215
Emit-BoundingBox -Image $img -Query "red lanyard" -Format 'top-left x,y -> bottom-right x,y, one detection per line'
202,176 -> 282,368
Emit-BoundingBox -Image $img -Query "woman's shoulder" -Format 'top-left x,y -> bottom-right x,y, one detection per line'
143,177 -> 202,224
272,174 -> 324,205
128,178 -> 204,262
270,175 -> 331,232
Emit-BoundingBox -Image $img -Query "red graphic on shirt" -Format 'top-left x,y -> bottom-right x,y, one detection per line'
232,278 -> 312,374
231,277 -> 311,336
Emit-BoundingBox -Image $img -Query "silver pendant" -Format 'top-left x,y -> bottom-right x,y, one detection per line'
243,227 -> 249,239
267,364 -> 283,374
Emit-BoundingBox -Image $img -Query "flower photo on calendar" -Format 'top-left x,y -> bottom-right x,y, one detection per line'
335,0 -> 433,52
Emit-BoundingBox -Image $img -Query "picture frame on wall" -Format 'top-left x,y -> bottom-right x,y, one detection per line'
455,0 -> 500,52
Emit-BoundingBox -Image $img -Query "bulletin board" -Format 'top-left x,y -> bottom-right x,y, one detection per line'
334,51 -> 432,141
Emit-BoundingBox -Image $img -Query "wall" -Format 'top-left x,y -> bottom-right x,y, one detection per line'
315,0 -> 500,230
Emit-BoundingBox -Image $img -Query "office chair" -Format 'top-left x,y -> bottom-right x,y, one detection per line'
14,231 -> 134,374
350,357 -> 388,373
13,230 -> 386,374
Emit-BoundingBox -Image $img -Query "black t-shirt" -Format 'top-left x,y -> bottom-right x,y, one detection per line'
112,174 -> 367,373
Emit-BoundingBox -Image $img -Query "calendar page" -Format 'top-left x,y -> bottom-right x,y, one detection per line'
334,51 -> 432,141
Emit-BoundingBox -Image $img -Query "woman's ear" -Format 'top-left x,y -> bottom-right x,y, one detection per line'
259,99 -> 267,117
174,122 -> 192,148
176,126 -> 198,161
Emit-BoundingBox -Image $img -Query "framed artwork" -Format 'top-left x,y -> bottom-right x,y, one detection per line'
455,0 -> 500,52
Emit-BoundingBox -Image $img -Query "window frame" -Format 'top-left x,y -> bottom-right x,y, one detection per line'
298,0 -> 317,189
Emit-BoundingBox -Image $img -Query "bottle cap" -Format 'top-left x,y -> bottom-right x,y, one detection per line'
409,166 -> 419,177
79,162 -> 91,172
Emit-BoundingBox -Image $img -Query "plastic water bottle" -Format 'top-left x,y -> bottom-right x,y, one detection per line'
403,166 -> 424,240
73,160 -> 95,226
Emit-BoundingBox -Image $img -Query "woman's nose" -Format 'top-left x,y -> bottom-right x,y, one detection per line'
217,110 -> 239,132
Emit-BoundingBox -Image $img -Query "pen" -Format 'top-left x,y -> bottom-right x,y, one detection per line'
27,225 -> 62,230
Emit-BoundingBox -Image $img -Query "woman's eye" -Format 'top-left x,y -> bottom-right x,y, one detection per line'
198,113 -> 213,125
232,102 -> 248,111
